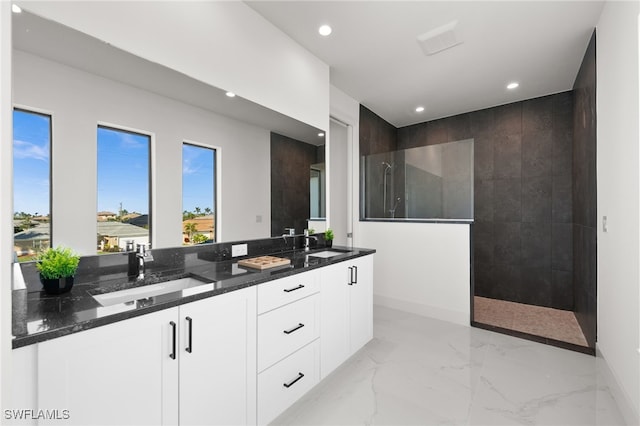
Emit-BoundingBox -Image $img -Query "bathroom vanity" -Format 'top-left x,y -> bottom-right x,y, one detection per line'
11,240 -> 374,426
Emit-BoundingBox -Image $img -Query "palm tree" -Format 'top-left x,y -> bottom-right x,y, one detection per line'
194,207 -> 202,216
184,222 -> 198,243
204,207 -> 212,215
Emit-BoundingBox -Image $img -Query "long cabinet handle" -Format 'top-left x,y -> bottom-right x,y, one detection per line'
186,316 -> 193,353
283,372 -> 304,388
353,265 -> 358,284
283,323 -> 305,335
169,321 -> 176,360
284,284 -> 305,293
348,266 -> 354,285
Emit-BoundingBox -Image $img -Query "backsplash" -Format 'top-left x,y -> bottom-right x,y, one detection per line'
19,234 -> 328,293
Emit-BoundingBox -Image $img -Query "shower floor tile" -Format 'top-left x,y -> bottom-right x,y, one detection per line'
474,296 -> 589,347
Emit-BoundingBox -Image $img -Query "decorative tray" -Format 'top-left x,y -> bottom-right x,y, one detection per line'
237,256 -> 291,270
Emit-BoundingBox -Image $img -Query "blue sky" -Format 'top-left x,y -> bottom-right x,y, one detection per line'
14,111 -> 214,217
97,127 -> 149,214
182,143 -> 215,214
13,110 -> 50,216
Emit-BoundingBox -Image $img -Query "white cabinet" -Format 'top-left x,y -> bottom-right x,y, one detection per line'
319,262 -> 350,377
38,307 -> 177,426
179,288 -> 257,426
257,294 -> 319,372
349,255 -> 374,351
11,344 -> 39,426
25,253 -> 374,426
37,287 -> 257,426
257,270 -> 319,314
257,340 -> 319,425
320,254 -> 373,379
256,271 -> 320,425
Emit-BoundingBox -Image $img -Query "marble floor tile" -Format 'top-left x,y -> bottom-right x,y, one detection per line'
271,305 -> 625,426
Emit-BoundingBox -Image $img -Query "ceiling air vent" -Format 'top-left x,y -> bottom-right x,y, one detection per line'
416,20 -> 462,56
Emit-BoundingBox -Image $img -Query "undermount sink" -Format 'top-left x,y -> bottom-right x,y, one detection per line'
92,276 -> 215,307
308,250 -> 347,259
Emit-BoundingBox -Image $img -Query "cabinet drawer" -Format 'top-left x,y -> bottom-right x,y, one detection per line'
257,270 -> 319,313
258,294 -> 319,372
257,340 -> 319,425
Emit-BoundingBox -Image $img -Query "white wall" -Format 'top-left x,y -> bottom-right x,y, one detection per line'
14,50 -> 271,254
359,221 -> 471,326
596,1 -> 640,423
1,1 -> 12,416
17,1 -> 330,132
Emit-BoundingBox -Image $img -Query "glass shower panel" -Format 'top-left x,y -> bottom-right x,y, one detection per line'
362,150 -> 405,218
361,139 -> 473,220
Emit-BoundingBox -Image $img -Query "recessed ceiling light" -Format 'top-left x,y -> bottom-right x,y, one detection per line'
415,106 -> 425,113
318,132 -> 325,137
12,4 -> 22,13
507,82 -> 519,90
318,25 -> 332,36
225,91 -> 236,98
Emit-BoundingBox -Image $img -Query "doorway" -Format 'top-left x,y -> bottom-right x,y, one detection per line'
329,118 -> 351,247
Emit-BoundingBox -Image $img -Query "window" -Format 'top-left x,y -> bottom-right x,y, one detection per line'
182,143 -> 216,244
97,126 -> 151,253
13,109 -> 52,261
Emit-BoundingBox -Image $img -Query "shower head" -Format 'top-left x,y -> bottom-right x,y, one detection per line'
382,161 -> 392,172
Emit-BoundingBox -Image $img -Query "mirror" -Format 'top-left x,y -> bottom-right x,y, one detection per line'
310,162 -> 326,219
12,10 -> 326,257
270,133 -> 325,237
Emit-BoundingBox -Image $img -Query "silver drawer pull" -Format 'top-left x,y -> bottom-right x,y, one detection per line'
283,372 -> 304,388
283,323 -> 305,334
284,284 -> 305,293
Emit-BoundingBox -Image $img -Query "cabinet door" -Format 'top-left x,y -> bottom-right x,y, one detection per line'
179,287 -> 257,426
319,262 -> 350,379
37,308 -> 179,426
349,255 -> 374,353
12,345 -> 37,426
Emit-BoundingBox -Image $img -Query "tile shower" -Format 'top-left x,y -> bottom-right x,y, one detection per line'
360,27 -> 597,351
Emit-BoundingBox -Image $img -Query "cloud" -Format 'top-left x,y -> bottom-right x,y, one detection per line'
183,158 -> 198,175
118,132 -> 146,149
13,139 -> 49,161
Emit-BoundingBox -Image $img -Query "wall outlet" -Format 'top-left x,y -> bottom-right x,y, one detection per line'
231,243 -> 248,257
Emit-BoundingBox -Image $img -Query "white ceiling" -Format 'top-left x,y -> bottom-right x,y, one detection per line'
246,1 -> 604,127
12,9 -> 325,145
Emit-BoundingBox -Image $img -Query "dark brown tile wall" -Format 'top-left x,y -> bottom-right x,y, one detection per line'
270,133 -> 319,237
391,93 -> 575,310
572,30 -> 597,348
359,72 -> 595,329
360,105 -> 397,155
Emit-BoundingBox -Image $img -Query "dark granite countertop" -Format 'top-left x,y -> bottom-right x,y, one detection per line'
12,245 -> 375,349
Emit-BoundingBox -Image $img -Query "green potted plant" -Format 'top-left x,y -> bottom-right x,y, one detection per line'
36,246 -> 81,295
324,228 -> 334,248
